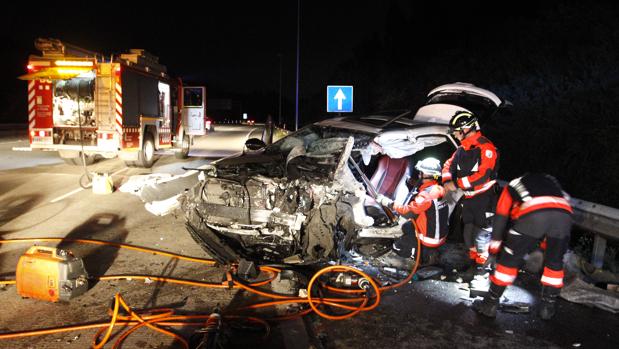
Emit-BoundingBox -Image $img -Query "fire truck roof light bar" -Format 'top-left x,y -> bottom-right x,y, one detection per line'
55,60 -> 94,67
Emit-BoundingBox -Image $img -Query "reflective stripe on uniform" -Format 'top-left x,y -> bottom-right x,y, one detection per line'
462,179 -> 496,197
461,176 -> 471,188
508,229 -> 521,236
417,233 -> 446,247
519,196 -> 571,212
541,267 -> 564,288
490,265 -> 518,286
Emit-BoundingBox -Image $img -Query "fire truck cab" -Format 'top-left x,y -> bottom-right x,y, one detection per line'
20,38 -> 180,168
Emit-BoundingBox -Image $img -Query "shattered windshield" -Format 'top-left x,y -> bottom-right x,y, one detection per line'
257,125 -> 372,180
265,124 -> 373,156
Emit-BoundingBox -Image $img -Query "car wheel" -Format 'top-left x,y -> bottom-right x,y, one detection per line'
137,133 -> 155,168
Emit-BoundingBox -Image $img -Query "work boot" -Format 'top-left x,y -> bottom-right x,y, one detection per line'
473,291 -> 500,318
473,283 -> 505,318
539,286 -> 560,320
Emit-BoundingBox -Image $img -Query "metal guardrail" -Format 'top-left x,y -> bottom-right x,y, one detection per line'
571,198 -> 619,268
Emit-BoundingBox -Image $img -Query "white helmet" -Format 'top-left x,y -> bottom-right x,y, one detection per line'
415,157 -> 442,178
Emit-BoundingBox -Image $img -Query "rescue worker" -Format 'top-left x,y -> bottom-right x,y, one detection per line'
473,173 -> 573,320
442,110 -> 499,276
377,157 -> 449,266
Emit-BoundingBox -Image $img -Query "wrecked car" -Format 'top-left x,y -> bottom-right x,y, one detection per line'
180,83 -> 509,280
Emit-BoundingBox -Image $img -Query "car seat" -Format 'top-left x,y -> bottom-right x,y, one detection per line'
364,155 -> 411,219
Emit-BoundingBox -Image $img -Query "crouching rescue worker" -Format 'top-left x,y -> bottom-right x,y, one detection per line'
442,110 -> 499,276
378,157 -> 449,266
473,173 -> 573,320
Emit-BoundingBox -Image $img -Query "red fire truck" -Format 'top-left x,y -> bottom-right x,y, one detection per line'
19,38 -> 207,167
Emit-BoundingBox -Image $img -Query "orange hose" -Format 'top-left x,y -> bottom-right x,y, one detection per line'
98,275 -> 230,289
0,227 -> 423,344
0,238 -> 216,265
306,265 -> 381,320
322,220 -> 422,294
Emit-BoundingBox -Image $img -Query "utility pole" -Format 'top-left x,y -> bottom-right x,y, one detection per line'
295,0 -> 301,131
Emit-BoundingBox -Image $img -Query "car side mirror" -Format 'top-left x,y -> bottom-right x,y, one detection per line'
245,138 -> 266,151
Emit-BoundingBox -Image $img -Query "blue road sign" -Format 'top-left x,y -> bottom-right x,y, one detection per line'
327,85 -> 353,113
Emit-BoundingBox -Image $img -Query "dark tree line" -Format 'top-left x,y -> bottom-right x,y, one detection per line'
302,1 -> 619,206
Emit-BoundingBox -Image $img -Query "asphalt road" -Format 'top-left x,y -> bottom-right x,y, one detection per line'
0,134 -> 63,171
0,139 -> 297,348
0,133 -> 617,349
313,267 -> 619,349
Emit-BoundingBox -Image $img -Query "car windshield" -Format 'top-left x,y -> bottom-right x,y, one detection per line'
265,124 -> 373,156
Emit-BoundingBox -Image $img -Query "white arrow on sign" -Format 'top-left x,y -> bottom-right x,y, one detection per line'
334,88 -> 346,110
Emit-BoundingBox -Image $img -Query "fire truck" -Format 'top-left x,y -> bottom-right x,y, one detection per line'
19,38 -> 207,167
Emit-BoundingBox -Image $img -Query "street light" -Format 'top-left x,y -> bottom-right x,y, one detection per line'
278,53 -> 282,126
295,0 -> 301,131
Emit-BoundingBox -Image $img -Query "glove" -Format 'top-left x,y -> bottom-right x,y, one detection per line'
376,194 -> 393,207
489,240 -> 502,255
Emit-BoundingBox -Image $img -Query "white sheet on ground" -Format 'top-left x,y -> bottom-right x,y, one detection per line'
119,174 -> 175,195
145,194 -> 182,216
560,277 -> 619,313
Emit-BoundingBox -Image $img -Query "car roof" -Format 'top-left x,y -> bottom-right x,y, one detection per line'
316,110 -> 445,134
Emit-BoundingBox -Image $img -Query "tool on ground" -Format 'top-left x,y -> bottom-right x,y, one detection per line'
92,172 -> 114,194
16,246 -> 88,302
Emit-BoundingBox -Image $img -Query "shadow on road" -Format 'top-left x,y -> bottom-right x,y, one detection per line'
142,257 -> 180,309
0,194 -> 43,235
58,213 -> 128,289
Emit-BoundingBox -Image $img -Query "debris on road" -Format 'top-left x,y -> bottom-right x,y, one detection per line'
560,277 -> 619,313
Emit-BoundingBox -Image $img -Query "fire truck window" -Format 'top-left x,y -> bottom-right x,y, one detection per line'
183,88 -> 203,107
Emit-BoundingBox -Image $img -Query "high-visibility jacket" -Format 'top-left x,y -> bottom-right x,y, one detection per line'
442,132 -> 499,197
492,173 -> 573,241
393,180 -> 449,247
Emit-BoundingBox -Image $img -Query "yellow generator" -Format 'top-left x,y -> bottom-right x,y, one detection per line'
15,246 -> 88,302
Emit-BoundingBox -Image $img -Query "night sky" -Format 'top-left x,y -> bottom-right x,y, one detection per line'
1,1 -> 389,123
2,1 -> 619,204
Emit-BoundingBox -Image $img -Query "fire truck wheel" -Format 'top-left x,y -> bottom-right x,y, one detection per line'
175,134 -> 190,159
137,133 -> 156,168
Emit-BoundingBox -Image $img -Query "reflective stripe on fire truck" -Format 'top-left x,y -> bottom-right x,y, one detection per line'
115,82 -> 123,135
28,81 -> 36,129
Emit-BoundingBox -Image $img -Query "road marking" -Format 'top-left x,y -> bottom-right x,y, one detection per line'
0,140 -> 26,145
49,167 -> 128,203
50,187 -> 83,203
244,127 -> 258,141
